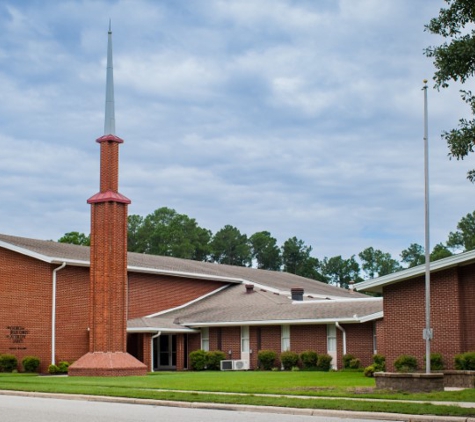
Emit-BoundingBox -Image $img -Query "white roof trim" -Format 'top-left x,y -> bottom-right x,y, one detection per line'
146,284 -> 230,318
127,327 -> 199,334
182,317 -> 364,327
293,297 -> 382,305
0,240 -> 56,264
358,311 -> 383,322
357,249 -> 475,292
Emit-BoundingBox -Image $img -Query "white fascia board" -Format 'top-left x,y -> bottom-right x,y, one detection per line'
182,317 -> 361,327
127,265 -> 244,284
127,327 -> 199,334
356,249 -> 475,293
293,297 -> 382,305
358,311 -> 384,323
146,285 -> 230,318
0,240 -> 90,266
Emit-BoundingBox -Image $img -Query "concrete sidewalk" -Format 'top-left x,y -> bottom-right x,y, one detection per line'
0,389 -> 474,422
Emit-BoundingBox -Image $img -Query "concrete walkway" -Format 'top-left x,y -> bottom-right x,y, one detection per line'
1,389 -> 474,422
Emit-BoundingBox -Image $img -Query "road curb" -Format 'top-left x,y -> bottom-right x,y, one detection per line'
0,390 -> 473,422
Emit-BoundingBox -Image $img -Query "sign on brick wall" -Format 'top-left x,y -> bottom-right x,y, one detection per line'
6,326 -> 28,350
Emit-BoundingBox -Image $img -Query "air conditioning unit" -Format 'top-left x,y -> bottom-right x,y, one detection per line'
220,359 -> 249,371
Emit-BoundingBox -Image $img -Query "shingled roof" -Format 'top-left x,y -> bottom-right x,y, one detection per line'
0,233 -> 366,299
128,284 -> 382,332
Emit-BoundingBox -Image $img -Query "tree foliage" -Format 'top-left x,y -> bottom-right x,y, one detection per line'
358,247 -> 401,279
320,255 -> 361,289
447,210 -> 475,251
281,237 -> 321,280
128,207 -> 211,260
249,231 -> 281,270
425,0 -> 475,181
400,243 -> 425,268
58,231 -> 90,246
210,225 -> 251,266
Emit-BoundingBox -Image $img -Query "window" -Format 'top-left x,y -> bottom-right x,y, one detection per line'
281,325 -> 290,351
241,326 -> 250,353
201,327 -> 209,351
327,324 -> 336,352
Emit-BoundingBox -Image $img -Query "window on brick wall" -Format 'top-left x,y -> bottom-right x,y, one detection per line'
281,325 -> 290,351
373,322 -> 377,354
327,324 -> 336,352
241,326 -> 250,353
201,327 -> 209,351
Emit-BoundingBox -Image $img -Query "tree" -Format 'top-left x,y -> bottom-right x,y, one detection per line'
358,247 -> 401,279
400,243 -> 425,268
127,214 -> 144,252
320,255 -> 362,289
425,0 -> 475,181
281,237 -> 321,280
447,210 -> 475,251
210,225 -> 251,266
249,231 -> 281,270
132,207 -> 211,260
58,231 -> 90,246
430,242 -> 453,261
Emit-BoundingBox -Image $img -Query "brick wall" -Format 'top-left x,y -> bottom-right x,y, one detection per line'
128,273 -> 226,319
459,265 -> 475,351
341,322 -> 375,367
382,267 -> 463,371
55,266 -> 89,364
0,248 -> 53,373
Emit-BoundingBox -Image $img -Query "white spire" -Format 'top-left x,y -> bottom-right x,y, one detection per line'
104,19 -> 115,135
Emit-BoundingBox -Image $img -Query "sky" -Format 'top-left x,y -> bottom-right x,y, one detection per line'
0,0 -> 473,265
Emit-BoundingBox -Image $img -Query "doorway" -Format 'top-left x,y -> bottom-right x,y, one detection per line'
153,334 -> 177,370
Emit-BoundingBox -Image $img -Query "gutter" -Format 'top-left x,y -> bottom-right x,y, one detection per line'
51,262 -> 66,365
335,322 -> 347,355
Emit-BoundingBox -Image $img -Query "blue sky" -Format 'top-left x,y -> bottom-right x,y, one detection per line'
0,0 -> 473,264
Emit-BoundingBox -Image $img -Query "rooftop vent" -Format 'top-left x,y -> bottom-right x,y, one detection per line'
291,287 -> 304,301
245,284 -> 254,294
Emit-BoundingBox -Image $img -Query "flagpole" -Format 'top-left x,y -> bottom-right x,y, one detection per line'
423,79 -> 432,374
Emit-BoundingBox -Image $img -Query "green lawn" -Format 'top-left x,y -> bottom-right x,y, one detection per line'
0,371 -> 474,417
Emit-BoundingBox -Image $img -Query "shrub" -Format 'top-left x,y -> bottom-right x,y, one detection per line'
291,366 -> 300,371
364,354 -> 386,377
58,361 -> 70,374
424,353 -> 444,371
258,350 -> 277,370
206,351 -> 226,370
316,353 -> 332,371
373,354 -> 386,370
0,354 -> 18,372
454,351 -> 475,370
280,351 -> 299,370
342,354 -> 356,369
48,364 -> 59,374
364,364 -> 377,377
394,355 -> 418,373
300,350 -> 318,369
190,350 -> 207,371
22,356 -> 40,373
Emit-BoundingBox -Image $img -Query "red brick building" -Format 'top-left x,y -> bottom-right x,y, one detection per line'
357,251 -> 475,371
0,234 -> 382,373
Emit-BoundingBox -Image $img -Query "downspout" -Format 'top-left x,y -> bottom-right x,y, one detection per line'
151,331 -> 161,372
335,322 -> 347,356
52,262 -> 67,365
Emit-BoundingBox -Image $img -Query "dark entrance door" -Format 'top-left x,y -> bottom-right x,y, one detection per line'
153,334 -> 177,370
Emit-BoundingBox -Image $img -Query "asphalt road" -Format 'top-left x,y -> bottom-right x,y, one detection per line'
0,394 -> 403,422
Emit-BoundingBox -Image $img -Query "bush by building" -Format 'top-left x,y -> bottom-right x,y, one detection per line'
394,355 -> 418,373
280,351 -> 299,370
300,350 -> 318,369
0,354 -> 18,372
22,356 -> 40,373
257,350 -> 277,370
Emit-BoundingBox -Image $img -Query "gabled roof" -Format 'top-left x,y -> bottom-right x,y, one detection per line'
0,233 -> 365,299
128,284 -> 383,331
356,248 -> 475,293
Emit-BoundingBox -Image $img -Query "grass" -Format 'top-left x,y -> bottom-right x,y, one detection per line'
0,371 -> 474,417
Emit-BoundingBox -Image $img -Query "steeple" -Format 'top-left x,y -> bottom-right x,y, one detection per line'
68,24 -> 146,377
104,20 -> 115,135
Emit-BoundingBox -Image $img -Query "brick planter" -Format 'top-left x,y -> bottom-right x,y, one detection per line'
443,370 -> 475,388
374,372 -> 444,392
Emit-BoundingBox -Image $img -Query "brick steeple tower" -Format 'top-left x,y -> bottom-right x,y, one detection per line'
69,23 -> 146,376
